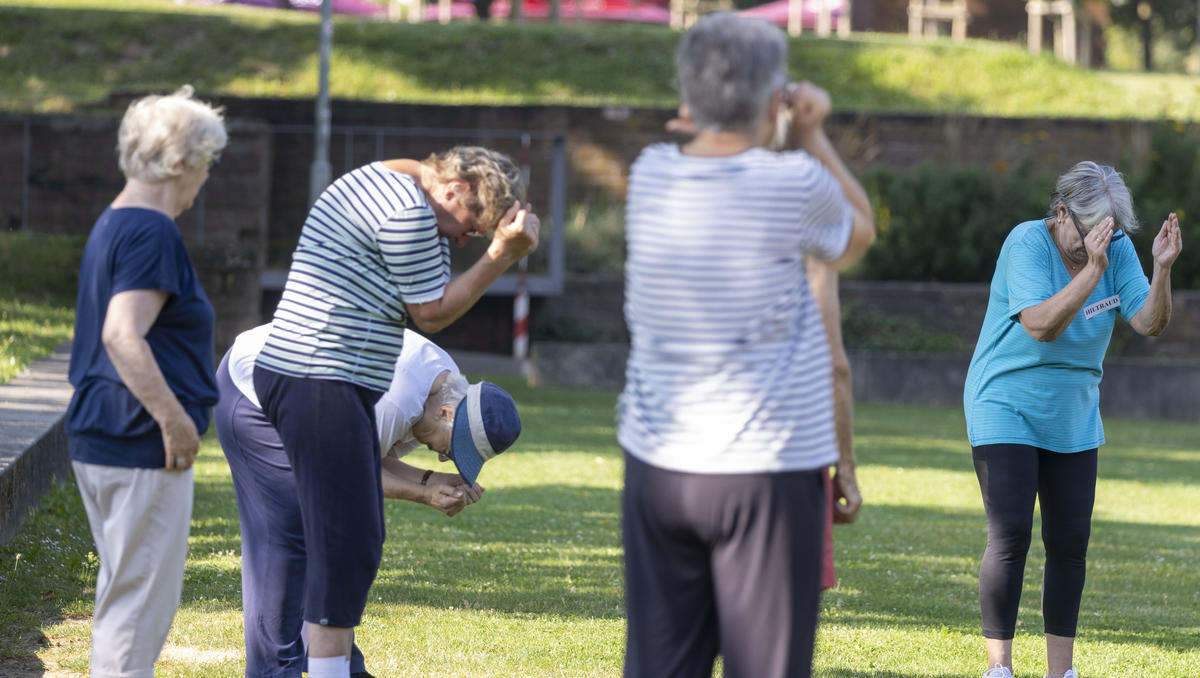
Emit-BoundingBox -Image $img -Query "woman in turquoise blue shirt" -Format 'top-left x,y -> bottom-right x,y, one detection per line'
963,161 -> 1182,678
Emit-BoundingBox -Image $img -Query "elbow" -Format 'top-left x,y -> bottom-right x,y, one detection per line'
408,312 -> 450,335
406,298 -> 459,334
832,217 -> 877,272
1136,320 -> 1169,337
831,355 -> 852,381
410,318 -> 448,335
1023,326 -> 1060,343
100,323 -> 136,355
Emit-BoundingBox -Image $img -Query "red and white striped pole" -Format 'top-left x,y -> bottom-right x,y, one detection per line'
513,134 -> 531,363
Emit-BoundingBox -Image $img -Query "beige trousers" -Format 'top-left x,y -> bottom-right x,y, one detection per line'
73,460 -> 193,678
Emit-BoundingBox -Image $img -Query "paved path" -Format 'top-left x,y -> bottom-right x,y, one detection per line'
0,342 -> 73,543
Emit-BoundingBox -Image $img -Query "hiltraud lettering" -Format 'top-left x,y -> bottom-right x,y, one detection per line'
1083,295 -> 1121,319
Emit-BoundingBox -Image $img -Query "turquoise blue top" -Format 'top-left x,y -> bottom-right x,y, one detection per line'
964,219 -> 1150,452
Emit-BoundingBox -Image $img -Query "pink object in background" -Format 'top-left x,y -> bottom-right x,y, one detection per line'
820,466 -> 836,590
738,0 -> 846,31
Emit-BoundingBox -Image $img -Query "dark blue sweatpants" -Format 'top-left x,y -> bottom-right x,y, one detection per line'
214,352 -> 372,677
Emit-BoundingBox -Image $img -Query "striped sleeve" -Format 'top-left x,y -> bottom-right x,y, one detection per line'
379,206 -> 449,305
790,154 -> 853,261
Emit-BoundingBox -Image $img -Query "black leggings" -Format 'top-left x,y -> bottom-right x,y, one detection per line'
973,444 -> 1097,639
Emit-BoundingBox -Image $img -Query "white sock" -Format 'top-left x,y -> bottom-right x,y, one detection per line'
308,655 -> 349,678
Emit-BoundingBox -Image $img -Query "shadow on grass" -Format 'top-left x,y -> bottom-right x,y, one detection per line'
853,403 -> 1200,486
828,503 -> 1200,655
370,483 -> 624,619
816,667 -> 964,672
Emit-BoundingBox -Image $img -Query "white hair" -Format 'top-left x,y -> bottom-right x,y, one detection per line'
435,372 -> 470,410
117,85 -> 227,182
1048,161 -> 1141,235
675,12 -> 787,135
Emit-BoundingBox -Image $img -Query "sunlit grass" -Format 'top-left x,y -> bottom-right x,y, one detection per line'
2,385 -> 1196,676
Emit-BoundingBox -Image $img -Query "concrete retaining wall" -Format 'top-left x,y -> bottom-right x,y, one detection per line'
0,344 -> 73,544
529,342 -> 1200,422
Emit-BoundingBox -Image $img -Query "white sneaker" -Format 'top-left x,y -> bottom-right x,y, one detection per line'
983,664 -> 1015,678
1045,669 -> 1078,678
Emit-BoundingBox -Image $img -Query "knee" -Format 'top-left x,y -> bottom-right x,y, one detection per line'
988,520 -> 1033,556
1043,525 -> 1091,562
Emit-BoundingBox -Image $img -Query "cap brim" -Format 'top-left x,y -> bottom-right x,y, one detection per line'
450,402 -> 484,486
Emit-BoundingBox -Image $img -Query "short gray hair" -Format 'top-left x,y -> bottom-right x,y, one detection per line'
435,372 -> 470,410
675,12 -> 787,135
118,85 -> 227,182
1048,161 -> 1141,235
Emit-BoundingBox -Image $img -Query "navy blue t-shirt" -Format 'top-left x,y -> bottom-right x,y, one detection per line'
66,207 -> 219,468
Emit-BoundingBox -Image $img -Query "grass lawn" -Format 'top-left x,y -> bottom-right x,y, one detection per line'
0,233 -> 82,383
1,382 -> 1196,677
5,0 -> 1200,120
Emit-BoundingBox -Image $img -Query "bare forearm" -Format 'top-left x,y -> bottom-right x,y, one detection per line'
1131,264 -> 1172,336
1019,266 -> 1104,342
103,332 -> 188,428
832,357 -> 855,469
381,457 -> 429,502
417,252 -> 513,333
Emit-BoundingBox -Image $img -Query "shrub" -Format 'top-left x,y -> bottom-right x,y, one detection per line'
854,127 -> 1200,289
854,160 -> 1055,283
1125,123 -> 1200,289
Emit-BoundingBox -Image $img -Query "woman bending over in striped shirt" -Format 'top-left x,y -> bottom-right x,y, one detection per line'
250,146 -> 538,678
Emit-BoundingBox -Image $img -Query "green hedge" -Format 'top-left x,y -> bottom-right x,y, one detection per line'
855,124 -> 1200,288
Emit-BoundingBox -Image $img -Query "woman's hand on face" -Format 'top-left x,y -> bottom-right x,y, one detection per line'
1152,212 -> 1183,269
489,202 -> 540,263
161,412 -> 199,471
665,104 -> 696,135
787,81 -> 831,139
1084,216 -> 1114,271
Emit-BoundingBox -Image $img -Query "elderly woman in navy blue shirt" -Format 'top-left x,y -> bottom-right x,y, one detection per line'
66,85 -> 226,678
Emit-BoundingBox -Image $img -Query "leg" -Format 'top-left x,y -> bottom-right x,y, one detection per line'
1038,448 -> 1097,678
710,469 -> 825,678
622,452 -> 719,678
973,444 -> 1040,671
214,355 -> 307,678
73,461 -> 193,678
253,369 -> 384,668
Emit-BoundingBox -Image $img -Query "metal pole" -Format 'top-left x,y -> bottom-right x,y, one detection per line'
310,0 -> 334,207
548,134 -> 566,294
513,134 -> 532,362
21,118 -> 31,231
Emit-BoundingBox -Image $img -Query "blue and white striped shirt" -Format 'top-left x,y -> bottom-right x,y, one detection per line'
618,144 -> 853,474
258,162 -> 450,392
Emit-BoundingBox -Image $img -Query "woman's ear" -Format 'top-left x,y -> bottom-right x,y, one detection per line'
440,403 -> 456,424
444,180 -> 470,204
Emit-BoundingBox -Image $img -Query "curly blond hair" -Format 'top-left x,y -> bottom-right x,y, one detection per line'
422,146 -> 526,230
118,85 -> 227,182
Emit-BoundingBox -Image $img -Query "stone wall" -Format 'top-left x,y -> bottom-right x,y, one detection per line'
1,115 -> 272,355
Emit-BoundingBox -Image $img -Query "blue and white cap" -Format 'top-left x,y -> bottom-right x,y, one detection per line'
450,381 -> 521,486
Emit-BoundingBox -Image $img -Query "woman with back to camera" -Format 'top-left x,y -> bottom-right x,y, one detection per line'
964,161 -> 1182,678
65,85 -> 226,678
